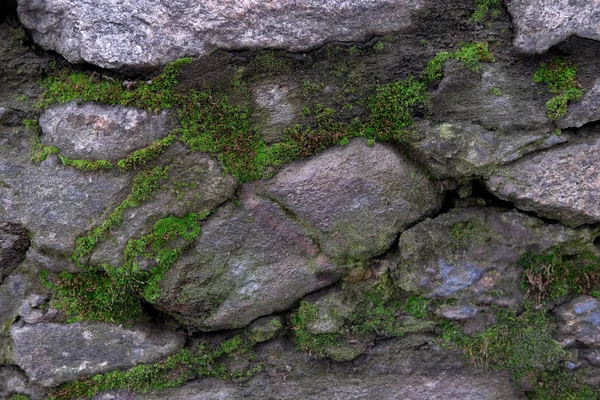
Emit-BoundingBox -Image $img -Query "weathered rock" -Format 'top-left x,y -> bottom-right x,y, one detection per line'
558,78 -> 600,129
39,102 -> 172,162
392,208 -> 593,305
10,322 -> 185,387
486,132 -> 600,227
90,143 -> 237,267
96,336 -> 525,400
0,221 -> 29,284
0,366 -> 49,400
17,0 -> 424,70
261,138 -> 442,261
506,0 -> 600,54
554,295 -> 600,348
410,62 -> 563,180
0,154 -> 134,255
154,185 -> 341,331
437,304 -> 479,321
253,82 -> 299,144
0,256 -> 53,364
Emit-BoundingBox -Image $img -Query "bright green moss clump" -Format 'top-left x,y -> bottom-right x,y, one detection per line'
422,42 -> 496,83
48,336 -> 261,400
470,0 -> 502,23
533,57 -> 584,120
44,211 -> 209,323
41,58 -> 192,112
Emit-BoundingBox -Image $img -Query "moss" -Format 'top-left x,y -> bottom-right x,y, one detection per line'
23,118 -> 40,133
533,57 -> 584,120
45,211 -> 210,323
441,305 -> 568,390
448,219 -> 489,246
57,156 -> 113,171
72,166 -> 170,265
117,134 -> 176,170
529,370 -> 599,400
40,58 -> 192,112
490,86 -> 502,96
291,301 -> 344,356
249,51 -> 292,79
403,295 -> 431,318
48,335 -> 261,400
422,42 -> 495,84
7,395 -> 30,400
470,0 -> 502,23
519,247 -> 600,303
372,41 -> 385,53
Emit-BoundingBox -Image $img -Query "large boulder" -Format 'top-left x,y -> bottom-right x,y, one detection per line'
409,62 -> 563,180
17,0 -> 424,70
391,208 -> 593,306
95,336 -> 525,400
154,185 -> 341,331
485,130 -> 600,227
89,143 -> 237,267
506,0 -> 600,54
39,102 -> 172,162
260,138 -> 443,261
10,322 -> 185,387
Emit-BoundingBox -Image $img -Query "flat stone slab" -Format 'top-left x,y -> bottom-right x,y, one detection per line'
486,131 -> 600,227
10,322 -> 185,387
17,0 -> 424,70
507,0 -> 600,54
40,102 -> 171,162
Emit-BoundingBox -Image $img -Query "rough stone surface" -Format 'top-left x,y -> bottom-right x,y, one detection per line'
437,305 -> 479,321
0,221 -> 29,284
261,138 -> 442,261
392,207 -> 592,305
253,82 -> 298,144
410,62 -> 563,180
0,366 -> 49,400
95,336 -> 525,400
558,78 -> 600,129
10,322 -> 185,387
39,102 -> 172,162
155,185 -> 341,331
17,0 -> 424,70
0,154 -> 134,256
506,0 -> 600,54
89,143 -> 237,267
486,130 -> 600,227
554,295 -> 600,348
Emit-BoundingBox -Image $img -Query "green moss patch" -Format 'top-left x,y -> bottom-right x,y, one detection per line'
48,335 -> 261,400
470,0 -> 502,23
44,211 -> 209,323
533,57 -> 584,120
441,305 -> 568,389
519,248 -> 600,303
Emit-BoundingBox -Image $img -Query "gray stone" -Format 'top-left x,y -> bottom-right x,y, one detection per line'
554,295 -> 600,348
392,208 -> 592,305
437,305 -> 479,321
0,366 -> 49,400
305,290 -> 354,335
154,185 -> 341,331
253,82 -> 298,144
261,138 -> 442,261
486,132 -> 600,227
89,143 -> 237,267
0,154 -> 134,256
558,78 -> 600,129
409,62 -> 563,180
10,321 -> 185,387
39,102 -> 172,162
105,336 -> 525,400
0,256 -> 53,364
507,0 -> 600,54
17,0 -> 424,70
0,221 -> 29,284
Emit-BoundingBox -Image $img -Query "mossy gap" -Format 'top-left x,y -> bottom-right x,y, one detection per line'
48,333 -> 263,400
